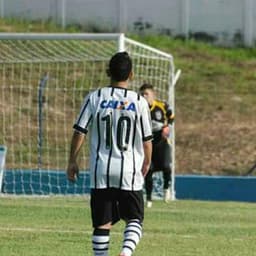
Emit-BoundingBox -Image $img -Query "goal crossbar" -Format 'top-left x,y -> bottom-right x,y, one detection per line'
0,33 -> 123,40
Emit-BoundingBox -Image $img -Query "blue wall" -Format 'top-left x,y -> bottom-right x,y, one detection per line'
3,170 -> 256,202
175,175 -> 256,203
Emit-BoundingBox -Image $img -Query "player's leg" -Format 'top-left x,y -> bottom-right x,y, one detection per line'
92,227 -> 110,256
91,188 -> 120,256
144,139 -> 160,208
118,190 -> 144,256
144,168 -> 154,207
163,169 -> 171,202
162,141 -> 172,202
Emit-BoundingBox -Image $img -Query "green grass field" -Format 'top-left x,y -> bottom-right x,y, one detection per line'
0,196 -> 255,256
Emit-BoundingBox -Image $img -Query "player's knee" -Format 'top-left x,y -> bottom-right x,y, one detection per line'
96,222 -> 112,230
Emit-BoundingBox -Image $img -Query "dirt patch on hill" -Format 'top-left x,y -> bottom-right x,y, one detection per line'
176,116 -> 256,175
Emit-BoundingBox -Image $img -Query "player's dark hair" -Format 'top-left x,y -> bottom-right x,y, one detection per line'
108,52 -> 132,82
139,83 -> 154,93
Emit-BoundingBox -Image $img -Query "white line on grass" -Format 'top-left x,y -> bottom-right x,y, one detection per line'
0,226 -> 90,234
0,226 -> 196,239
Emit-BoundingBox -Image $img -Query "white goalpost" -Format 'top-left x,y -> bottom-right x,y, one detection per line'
0,145 -> 7,193
0,33 -> 180,198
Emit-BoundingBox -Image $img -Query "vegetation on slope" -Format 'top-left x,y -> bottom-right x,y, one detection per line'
0,18 -> 255,175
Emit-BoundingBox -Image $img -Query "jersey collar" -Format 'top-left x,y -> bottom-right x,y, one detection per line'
149,100 -> 156,111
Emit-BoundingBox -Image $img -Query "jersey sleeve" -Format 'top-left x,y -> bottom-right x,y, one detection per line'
73,93 -> 93,134
164,102 -> 175,124
140,98 -> 153,141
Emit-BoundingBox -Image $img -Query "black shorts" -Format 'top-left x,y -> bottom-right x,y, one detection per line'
151,139 -> 172,171
90,188 -> 144,228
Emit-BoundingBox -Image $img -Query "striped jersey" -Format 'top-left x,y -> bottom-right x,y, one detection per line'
73,86 -> 153,191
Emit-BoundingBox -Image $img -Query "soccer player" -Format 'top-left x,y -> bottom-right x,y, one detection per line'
67,52 -> 152,256
139,83 -> 174,208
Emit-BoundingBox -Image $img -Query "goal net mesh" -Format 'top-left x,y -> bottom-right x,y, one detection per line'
0,34 -> 176,196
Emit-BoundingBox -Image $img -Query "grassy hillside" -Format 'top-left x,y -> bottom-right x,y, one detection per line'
133,35 -> 256,175
0,18 -> 255,175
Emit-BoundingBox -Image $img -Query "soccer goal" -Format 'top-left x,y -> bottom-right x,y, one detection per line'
0,33 -> 180,198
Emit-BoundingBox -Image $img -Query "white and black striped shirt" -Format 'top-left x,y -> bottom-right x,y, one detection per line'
74,86 -> 152,191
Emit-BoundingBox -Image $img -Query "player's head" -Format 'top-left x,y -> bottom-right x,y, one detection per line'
139,83 -> 156,105
107,51 -> 133,82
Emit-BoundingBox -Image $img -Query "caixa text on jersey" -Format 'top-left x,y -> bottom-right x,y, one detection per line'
100,100 -> 136,112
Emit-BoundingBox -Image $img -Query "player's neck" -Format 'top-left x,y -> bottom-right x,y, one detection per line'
149,99 -> 155,106
110,80 -> 128,89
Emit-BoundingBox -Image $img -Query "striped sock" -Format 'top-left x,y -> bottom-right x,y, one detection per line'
92,228 -> 110,256
120,220 -> 142,256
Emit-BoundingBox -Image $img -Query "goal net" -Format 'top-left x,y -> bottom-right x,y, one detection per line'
0,33 -> 180,198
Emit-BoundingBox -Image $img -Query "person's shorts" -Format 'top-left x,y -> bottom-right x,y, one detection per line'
151,139 -> 172,171
90,188 -> 144,228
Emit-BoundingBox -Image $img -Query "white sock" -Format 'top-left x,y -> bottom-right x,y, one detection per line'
92,229 -> 110,256
120,220 -> 142,256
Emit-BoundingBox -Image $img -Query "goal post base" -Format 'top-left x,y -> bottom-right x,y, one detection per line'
0,145 -> 7,193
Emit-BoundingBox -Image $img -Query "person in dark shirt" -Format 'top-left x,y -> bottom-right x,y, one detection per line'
139,83 -> 174,208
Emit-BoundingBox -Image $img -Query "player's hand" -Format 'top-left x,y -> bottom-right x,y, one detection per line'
67,161 -> 79,182
162,125 -> 170,139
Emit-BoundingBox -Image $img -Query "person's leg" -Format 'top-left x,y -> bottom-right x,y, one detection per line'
163,169 -> 171,202
144,140 -> 160,208
91,189 -> 120,256
92,224 -> 111,256
162,141 -> 172,202
118,190 -> 144,256
145,168 -> 154,207
163,169 -> 171,190
119,219 -> 142,256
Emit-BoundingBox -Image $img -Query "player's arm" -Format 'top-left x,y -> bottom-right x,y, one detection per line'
67,92 -> 92,182
165,102 -> 175,124
142,140 -> 152,177
67,131 -> 85,182
162,102 -> 174,139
